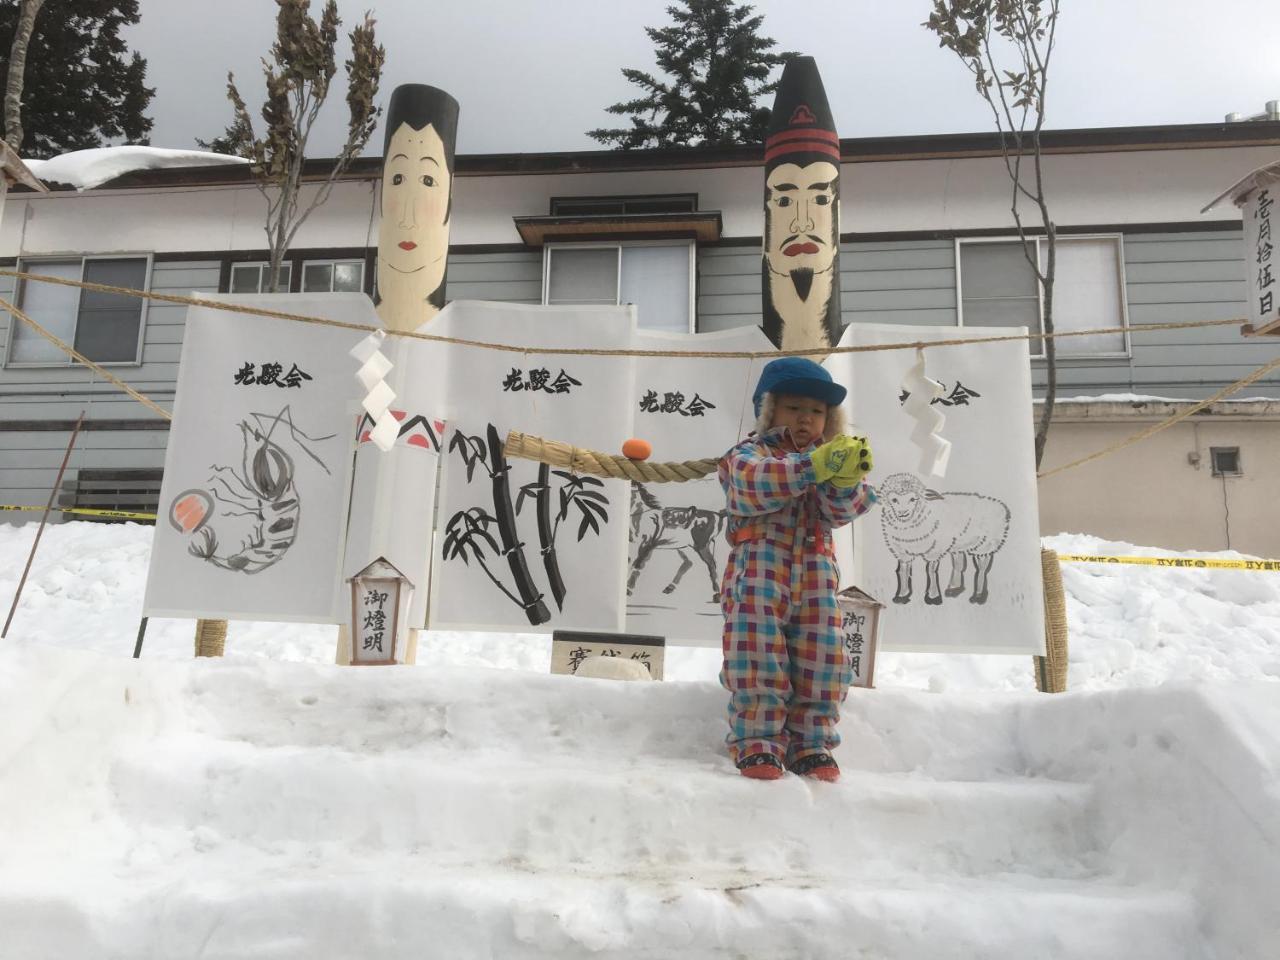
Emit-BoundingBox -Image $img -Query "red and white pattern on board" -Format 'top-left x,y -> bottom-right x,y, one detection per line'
357,411 -> 446,452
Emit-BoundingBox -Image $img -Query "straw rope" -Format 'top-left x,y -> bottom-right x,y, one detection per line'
504,431 -> 718,482
1,270 -> 1275,482
1037,350 -> 1280,480
1034,548 -> 1070,693
0,296 -> 172,421
0,268 -> 1248,360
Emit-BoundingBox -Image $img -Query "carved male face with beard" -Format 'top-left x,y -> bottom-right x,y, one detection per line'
764,160 -> 840,299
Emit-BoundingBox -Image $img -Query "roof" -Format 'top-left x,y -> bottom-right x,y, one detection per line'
14,120 -> 1280,192
0,140 -> 46,193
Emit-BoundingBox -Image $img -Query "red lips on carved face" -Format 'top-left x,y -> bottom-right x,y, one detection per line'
783,242 -> 820,256
398,241 -> 417,251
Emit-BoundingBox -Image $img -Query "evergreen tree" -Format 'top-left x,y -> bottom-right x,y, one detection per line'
589,0 -> 794,150
0,0 -> 154,158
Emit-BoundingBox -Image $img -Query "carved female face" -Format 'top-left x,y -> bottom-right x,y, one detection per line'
377,122 -> 452,303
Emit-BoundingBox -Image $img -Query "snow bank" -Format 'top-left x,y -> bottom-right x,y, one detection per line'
2,521 -> 1277,695
21,146 -> 248,191
1,521 -> 1278,957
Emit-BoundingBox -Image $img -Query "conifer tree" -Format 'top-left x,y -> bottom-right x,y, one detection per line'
589,0 -> 794,149
0,0 -> 154,158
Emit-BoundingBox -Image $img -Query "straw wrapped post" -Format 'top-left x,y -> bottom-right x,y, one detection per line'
194,618 -> 227,658
503,430 -> 719,483
1034,548 -> 1069,692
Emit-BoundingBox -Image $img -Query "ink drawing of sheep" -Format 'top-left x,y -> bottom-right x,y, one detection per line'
877,472 -> 1011,606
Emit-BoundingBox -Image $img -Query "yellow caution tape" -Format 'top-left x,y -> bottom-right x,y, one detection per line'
0,504 -> 157,521
1059,554 -> 1280,572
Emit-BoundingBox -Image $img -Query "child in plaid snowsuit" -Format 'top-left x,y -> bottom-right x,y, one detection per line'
719,358 -> 875,782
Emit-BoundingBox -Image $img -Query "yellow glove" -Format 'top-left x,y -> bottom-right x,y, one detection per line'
830,436 -> 873,488
810,434 -> 861,484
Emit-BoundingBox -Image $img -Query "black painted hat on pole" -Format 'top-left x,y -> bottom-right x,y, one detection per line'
384,84 -> 460,174
764,56 -> 840,173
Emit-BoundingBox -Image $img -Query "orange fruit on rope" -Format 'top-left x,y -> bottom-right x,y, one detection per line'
622,438 -> 652,461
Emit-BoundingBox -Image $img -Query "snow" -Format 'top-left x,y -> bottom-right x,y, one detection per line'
20,146 -> 248,191
1,520 -> 1278,958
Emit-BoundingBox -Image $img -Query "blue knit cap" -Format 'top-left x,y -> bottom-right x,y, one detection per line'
752,357 -> 847,416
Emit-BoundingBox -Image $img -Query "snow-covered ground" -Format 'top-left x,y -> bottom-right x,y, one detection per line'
1,520 -> 1278,958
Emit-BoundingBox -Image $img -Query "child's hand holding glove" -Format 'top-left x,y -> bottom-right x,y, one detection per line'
811,434 -> 873,488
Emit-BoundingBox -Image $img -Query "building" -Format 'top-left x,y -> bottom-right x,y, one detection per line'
1,121 -> 1278,554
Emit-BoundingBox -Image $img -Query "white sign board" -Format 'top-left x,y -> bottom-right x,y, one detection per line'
833,323 -> 1046,655
1243,186 -> 1280,334
341,333 -> 447,628
427,301 -> 635,633
624,325 -> 774,645
144,294 -> 369,622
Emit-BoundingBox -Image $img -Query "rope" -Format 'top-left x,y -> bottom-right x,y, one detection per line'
1037,350 -> 1280,479
0,268 -> 1249,360
2,270 -> 1275,483
0,296 -> 172,421
504,431 -> 718,482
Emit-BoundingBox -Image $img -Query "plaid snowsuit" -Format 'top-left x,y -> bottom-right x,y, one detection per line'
718,426 -> 876,766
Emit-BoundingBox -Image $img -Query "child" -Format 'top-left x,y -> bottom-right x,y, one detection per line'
718,357 -> 875,782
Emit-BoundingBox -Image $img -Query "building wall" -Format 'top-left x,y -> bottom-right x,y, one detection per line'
2,143 -> 1278,546
1038,404 -> 1280,556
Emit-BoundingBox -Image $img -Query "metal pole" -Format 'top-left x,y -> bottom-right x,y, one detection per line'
132,616 -> 149,658
2,412 -> 85,639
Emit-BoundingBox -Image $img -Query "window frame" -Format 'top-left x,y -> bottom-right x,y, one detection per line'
228,260 -> 294,294
1210,446 -> 1242,477
541,239 -> 697,335
954,234 -> 1131,360
5,254 -> 153,368
300,257 -> 366,294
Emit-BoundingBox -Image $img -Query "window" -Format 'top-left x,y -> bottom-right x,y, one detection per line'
229,262 -> 293,294
543,242 -> 694,333
957,236 -> 1128,358
7,256 -> 150,366
1210,447 -> 1242,477
302,259 -> 365,293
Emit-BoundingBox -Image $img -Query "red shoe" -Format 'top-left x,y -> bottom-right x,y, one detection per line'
736,753 -> 785,780
789,753 -> 840,782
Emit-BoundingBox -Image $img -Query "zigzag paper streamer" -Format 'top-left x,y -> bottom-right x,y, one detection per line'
901,348 -> 951,477
349,330 -> 398,452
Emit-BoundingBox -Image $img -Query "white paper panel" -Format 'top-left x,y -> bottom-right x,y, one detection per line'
341,333 -> 448,627
624,325 -> 775,645
427,301 -> 636,633
144,294 -> 372,622
833,323 -> 1045,655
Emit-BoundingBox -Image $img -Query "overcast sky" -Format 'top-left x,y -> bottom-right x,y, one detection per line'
126,0 -> 1279,157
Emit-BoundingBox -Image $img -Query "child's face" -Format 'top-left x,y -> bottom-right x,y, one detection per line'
770,394 -> 827,447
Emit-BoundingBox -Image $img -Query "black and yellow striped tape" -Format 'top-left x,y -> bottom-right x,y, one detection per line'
1058,554 -> 1280,572
0,504 -> 157,521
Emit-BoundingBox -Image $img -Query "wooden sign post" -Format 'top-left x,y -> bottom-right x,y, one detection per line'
349,558 -> 413,666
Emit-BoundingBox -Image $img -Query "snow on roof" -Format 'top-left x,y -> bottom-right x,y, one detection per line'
1041,393 -> 1280,404
20,146 -> 249,191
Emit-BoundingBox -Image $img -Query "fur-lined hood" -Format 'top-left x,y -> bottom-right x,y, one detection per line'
753,393 -> 846,443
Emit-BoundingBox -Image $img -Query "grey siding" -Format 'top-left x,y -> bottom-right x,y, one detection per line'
1027,230 -> 1269,399
444,250 -> 542,304
698,231 -> 1278,401
0,260 -> 219,512
697,239 -> 957,333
